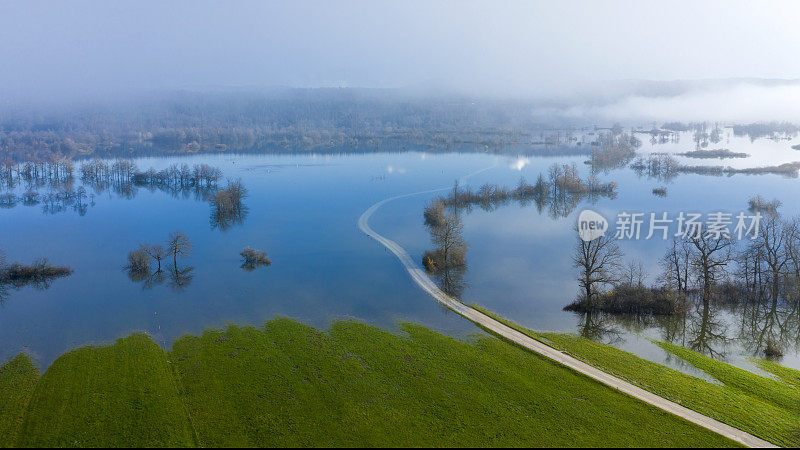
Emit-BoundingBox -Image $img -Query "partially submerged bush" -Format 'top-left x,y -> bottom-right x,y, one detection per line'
125,246 -> 151,273
210,179 -> 248,230
589,131 -> 641,170
423,202 -> 446,228
748,195 -> 781,216
0,258 -> 73,288
564,284 -> 686,316
764,339 -> 784,358
422,248 -> 465,275
652,187 -> 667,197
240,247 -> 271,271
422,250 -> 440,274
211,179 -> 247,215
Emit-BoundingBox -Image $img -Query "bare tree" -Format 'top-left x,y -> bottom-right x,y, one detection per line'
422,206 -> 468,298
735,242 -> 765,297
166,231 -> 192,270
660,238 -> 692,293
622,260 -> 647,287
426,211 -> 467,271
572,233 -> 623,308
782,219 -> 800,294
145,244 -> 167,272
688,234 -> 734,302
754,215 -> 791,302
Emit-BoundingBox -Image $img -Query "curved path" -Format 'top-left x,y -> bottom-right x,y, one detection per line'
357,181 -> 775,448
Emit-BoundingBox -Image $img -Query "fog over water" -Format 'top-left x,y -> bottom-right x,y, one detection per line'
2,0 -> 800,118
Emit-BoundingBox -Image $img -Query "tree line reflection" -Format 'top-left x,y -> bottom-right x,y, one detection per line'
0,158 -> 247,230
572,294 -> 800,362
421,165 -> 618,300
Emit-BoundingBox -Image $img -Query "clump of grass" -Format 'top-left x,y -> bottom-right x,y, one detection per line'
240,247 -> 271,271
652,187 -> 667,197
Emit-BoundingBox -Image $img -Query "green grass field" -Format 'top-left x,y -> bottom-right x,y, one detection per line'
14,334 -> 196,447
0,355 -> 38,447
0,318 -> 736,447
472,304 -> 799,447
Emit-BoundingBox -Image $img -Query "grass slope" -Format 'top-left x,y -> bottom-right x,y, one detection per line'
15,333 -> 196,447
0,355 -> 38,447
753,358 -> 800,389
472,304 -> 798,447
169,318 -> 735,447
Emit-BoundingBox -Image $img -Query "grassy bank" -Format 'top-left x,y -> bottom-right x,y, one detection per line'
0,355 -> 38,447
471,304 -> 799,447
0,318 -> 735,447
15,334 -> 196,447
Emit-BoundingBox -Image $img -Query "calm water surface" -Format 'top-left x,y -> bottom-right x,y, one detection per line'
2,129 -> 800,376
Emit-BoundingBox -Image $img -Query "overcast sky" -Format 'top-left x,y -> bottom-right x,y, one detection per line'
2,0 -> 800,101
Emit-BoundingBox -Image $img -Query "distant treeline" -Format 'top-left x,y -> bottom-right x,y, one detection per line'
662,121 -> 799,142
0,91 -> 605,161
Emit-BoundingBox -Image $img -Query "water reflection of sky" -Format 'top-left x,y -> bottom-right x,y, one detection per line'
637,127 -> 800,169
1,133 -> 799,376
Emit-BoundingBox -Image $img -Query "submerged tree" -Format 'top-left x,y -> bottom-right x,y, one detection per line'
210,179 -> 248,231
145,244 -> 167,273
240,247 -> 271,271
125,245 -> 151,274
0,251 -> 72,297
166,231 -> 193,271
688,233 -> 734,303
571,233 -> 622,309
168,266 -> 195,292
126,233 -> 193,292
660,238 -> 692,293
422,198 -> 468,299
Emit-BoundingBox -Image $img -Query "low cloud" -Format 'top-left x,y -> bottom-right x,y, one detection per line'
557,82 -> 800,123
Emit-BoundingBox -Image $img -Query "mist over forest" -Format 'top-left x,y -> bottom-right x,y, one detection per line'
1,78 -> 799,161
